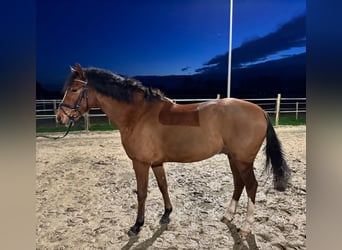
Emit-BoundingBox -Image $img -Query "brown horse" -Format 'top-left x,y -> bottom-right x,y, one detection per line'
56,63 -> 290,237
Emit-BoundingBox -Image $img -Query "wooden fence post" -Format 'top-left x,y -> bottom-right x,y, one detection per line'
53,100 -> 57,126
296,102 -> 299,120
216,94 -> 220,99
84,113 -> 89,132
275,93 -> 281,126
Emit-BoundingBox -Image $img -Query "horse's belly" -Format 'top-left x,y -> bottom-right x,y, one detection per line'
162,128 -> 223,163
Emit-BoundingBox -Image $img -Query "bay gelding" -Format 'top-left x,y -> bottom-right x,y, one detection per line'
56,64 -> 290,237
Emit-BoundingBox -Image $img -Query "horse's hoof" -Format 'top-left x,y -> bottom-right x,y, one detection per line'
127,227 -> 140,237
160,208 -> 172,225
160,216 -> 170,225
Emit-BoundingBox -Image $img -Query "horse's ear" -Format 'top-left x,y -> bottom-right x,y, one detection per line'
70,65 -> 76,73
75,63 -> 85,79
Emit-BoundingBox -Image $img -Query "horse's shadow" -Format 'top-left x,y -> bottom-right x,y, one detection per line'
121,224 -> 168,250
221,218 -> 259,250
122,220 -> 259,250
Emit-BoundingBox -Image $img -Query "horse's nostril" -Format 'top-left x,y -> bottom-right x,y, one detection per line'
56,115 -> 61,123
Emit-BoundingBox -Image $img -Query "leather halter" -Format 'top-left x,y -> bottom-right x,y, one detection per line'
59,79 -> 89,122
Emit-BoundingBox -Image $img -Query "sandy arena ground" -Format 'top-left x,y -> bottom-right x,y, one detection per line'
36,126 -> 306,249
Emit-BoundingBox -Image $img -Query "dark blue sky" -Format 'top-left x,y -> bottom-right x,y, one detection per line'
36,0 -> 306,89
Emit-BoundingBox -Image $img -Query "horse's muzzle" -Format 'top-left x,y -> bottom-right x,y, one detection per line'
56,113 -> 74,127
56,114 -> 62,124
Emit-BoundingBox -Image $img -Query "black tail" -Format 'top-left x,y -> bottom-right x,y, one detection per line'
265,114 -> 291,191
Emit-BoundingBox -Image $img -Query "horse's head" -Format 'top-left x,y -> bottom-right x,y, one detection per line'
56,63 -> 89,126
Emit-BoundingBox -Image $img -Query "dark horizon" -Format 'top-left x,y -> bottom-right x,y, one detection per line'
37,51 -> 305,100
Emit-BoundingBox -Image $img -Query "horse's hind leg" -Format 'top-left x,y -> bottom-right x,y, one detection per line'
222,157 -> 245,222
152,164 -> 173,224
237,160 -> 258,236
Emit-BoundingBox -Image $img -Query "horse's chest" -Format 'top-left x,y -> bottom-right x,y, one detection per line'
120,130 -> 161,163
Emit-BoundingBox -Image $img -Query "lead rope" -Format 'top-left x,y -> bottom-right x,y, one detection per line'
36,122 -> 73,140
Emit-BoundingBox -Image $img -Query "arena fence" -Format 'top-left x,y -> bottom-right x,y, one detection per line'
36,94 -> 306,131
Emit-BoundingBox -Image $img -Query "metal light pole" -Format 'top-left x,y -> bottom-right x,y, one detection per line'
227,0 -> 233,98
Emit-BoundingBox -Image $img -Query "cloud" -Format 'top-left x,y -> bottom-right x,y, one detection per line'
196,14 -> 306,74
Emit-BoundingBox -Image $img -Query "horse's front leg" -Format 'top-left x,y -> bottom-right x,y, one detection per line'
128,160 -> 150,236
152,164 -> 173,224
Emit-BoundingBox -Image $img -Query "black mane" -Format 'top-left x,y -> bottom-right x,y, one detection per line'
64,67 -> 164,103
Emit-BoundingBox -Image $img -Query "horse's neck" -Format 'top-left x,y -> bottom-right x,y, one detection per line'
94,92 -> 152,129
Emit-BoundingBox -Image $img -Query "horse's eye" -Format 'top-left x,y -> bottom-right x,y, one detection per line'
71,88 -> 78,92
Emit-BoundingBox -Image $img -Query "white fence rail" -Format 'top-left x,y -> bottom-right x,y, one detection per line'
36,94 -> 306,130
